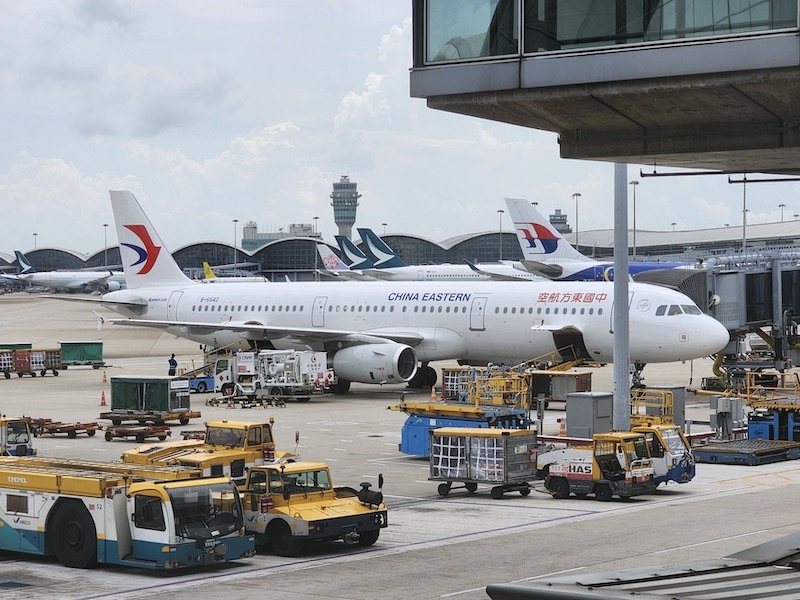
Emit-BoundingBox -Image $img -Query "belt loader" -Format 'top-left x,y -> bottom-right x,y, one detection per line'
0,456 -> 255,569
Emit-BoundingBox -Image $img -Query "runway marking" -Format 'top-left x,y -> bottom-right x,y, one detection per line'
441,567 -> 587,596
653,529 -> 769,554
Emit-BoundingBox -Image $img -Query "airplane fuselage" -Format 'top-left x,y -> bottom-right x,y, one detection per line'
103,280 -> 728,365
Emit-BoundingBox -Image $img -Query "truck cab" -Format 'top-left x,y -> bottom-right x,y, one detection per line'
0,418 -> 36,456
242,461 -> 387,556
633,424 -> 695,485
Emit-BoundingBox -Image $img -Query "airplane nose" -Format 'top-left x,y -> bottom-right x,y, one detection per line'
703,316 -> 730,353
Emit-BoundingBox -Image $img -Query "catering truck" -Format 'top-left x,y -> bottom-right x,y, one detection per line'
0,456 -> 255,569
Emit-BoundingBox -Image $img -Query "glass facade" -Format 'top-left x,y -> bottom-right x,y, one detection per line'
425,0 -> 798,63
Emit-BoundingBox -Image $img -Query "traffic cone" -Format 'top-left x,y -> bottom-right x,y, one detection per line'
100,390 -> 107,406
102,371 -> 107,384
558,418 -> 566,437
430,386 -> 437,401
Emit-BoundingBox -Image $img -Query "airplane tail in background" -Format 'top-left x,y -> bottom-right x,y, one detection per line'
14,251 -> 36,274
110,190 -> 196,289
357,228 -> 408,268
335,236 -> 375,270
316,244 -> 351,272
504,198 -> 588,262
202,261 -> 218,279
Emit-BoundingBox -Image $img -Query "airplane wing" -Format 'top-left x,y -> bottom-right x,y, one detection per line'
48,295 -> 149,309
360,269 -> 397,280
463,260 -> 533,282
519,260 -> 564,279
104,317 -> 426,347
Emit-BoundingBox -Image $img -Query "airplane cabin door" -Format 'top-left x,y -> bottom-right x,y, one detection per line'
167,291 -> 183,321
469,296 -> 487,331
312,296 -> 327,327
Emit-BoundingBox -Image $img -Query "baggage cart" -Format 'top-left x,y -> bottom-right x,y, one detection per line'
58,340 -> 105,369
103,424 -> 171,443
28,419 -> 101,438
429,428 -> 538,499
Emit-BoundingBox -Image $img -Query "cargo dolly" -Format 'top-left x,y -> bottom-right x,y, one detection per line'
693,439 -> 800,465
99,410 -> 201,426
28,418 -> 101,439
205,394 -> 290,408
103,424 -> 171,443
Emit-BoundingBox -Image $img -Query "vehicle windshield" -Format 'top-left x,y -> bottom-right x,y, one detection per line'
284,469 -> 332,494
660,428 -> 689,455
625,437 -> 651,463
7,421 -> 30,444
206,426 -> 245,447
170,481 -> 242,539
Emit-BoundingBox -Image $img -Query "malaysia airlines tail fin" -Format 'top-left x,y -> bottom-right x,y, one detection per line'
14,251 -> 36,274
356,228 -> 407,268
109,190 -> 196,289
505,198 -> 589,263
335,235 -> 375,269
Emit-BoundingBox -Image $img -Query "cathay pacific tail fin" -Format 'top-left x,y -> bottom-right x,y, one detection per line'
335,236 -> 375,269
14,251 -> 36,274
356,228 -> 407,268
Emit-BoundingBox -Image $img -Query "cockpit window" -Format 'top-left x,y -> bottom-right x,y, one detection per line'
655,305 -> 666,316
682,305 -> 702,315
667,305 -> 683,316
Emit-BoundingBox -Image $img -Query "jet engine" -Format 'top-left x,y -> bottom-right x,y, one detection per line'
332,343 -> 417,384
104,281 -> 122,292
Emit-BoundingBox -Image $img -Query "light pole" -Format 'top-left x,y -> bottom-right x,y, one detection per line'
313,216 -> 319,281
103,223 -> 108,267
497,209 -> 504,261
671,222 -> 676,231
33,232 -> 37,249
629,181 -> 639,260
313,216 -> 319,237
572,193 -> 581,249
232,219 -> 239,269
779,203 -> 787,222
381,222 -> 387,235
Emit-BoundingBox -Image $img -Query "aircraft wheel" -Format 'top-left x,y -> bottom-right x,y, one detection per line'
51,500 -> 97,568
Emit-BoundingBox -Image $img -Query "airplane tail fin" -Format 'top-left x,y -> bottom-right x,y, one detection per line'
316,244 -> 351,271
202,261 -> 218,279
335,236 -> 375,270
356,228 -> 407,268
504,198 -> 588,262
109,190 -> 195,289
14,251 -> 36,274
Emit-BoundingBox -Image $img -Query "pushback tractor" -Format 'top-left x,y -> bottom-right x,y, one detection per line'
0,456 -> 255,569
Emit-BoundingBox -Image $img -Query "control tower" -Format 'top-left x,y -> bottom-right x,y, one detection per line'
330,175 -> 361,238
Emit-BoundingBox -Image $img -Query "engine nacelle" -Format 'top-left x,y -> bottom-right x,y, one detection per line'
104,281 -> 122,292
332,343 -> 417,384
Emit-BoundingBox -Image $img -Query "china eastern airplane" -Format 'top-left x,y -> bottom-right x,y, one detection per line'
8,250 -> 126,292
505,198 -> 688,281
93,190 -> 729,392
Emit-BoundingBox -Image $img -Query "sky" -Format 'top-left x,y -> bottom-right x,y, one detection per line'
2,0 -> 800,259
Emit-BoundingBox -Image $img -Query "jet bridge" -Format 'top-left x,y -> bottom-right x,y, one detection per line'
635,252 -> 800,389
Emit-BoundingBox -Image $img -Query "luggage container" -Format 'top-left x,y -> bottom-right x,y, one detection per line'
429,428 -> 538,499
59,340 -> 105,369
0,351 -> 12,379
29,349 -> 62,376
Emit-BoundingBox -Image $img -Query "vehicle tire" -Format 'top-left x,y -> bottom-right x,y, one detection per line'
465,482 -> 478,494
17,372 -> 23,377
67,430 -> 77,439
104,432 -> 113,442
179,418 -> 189,425
53,370 -> 59,376
31,372 -> 36,377
357,529 -> 380,547
111,419 -> 122,426
490,487 -> 504,500
267,520 -> 299,557
222,383 -> 234,397
196,381 -> 207,393
575,493 -> 588,499
333,378 -> 350,395
519,486 -> 531,497
158,435 -> 167,441
87,430 -> 96,437
594,484 -> 613,502
437,483 -> 451,497
3,372 -> 9,379
41,370 -> 46,377
549,477 -> 570,499
50,501 -> 97,568
136,433 -> 145,443
270,387 -> 283,396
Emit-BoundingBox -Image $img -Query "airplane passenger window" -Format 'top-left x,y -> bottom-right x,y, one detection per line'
580,308 -> 585,314
336,305 -> 341,312
495,307 -> 500,313
503,307 -> 508,314
351,305 -> 355,312
422,306 -> 426,313
414,306 -> 419,312
258,305 -> 262,311
299,306 -> 303,311
438,306 -> 443,313
343,306 -> 348,312
381,306 -> 386,312
597,309 -> 603,315
446,307 -> 450,313
391,306 -> 395,312
251,305 -> 255,311
192,306 -> 196,311
328,306 -> 333,312
511,307 -> 516,314
278,306 -> 282,312
545,308 -> 550,314
572,308 -> 576,314
204,305 -> 209,311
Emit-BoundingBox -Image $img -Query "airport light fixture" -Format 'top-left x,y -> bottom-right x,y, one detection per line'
33,232 -> 37,249
671,222 -> 676,231
572,193 -> 581,249
232,219 -> 239,269
103,223 -> 108,267
629,180 -> 639,259
382,222 -> 387,235
313,216 -> 320,281
779,203 -> 787,222
497,209 -> 504,260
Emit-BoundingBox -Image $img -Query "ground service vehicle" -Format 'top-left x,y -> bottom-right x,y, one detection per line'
633,424 -> 695,485
0,456 -> 255,569
214,350 -> 334,400
542,432 -> 657,501
242,461 -> 387,556
0,417 -> 36,456
101,376 -> 200,425
122,419 -> 286,487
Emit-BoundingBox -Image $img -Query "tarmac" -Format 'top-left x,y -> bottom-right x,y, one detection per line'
2,293 -> 800,599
